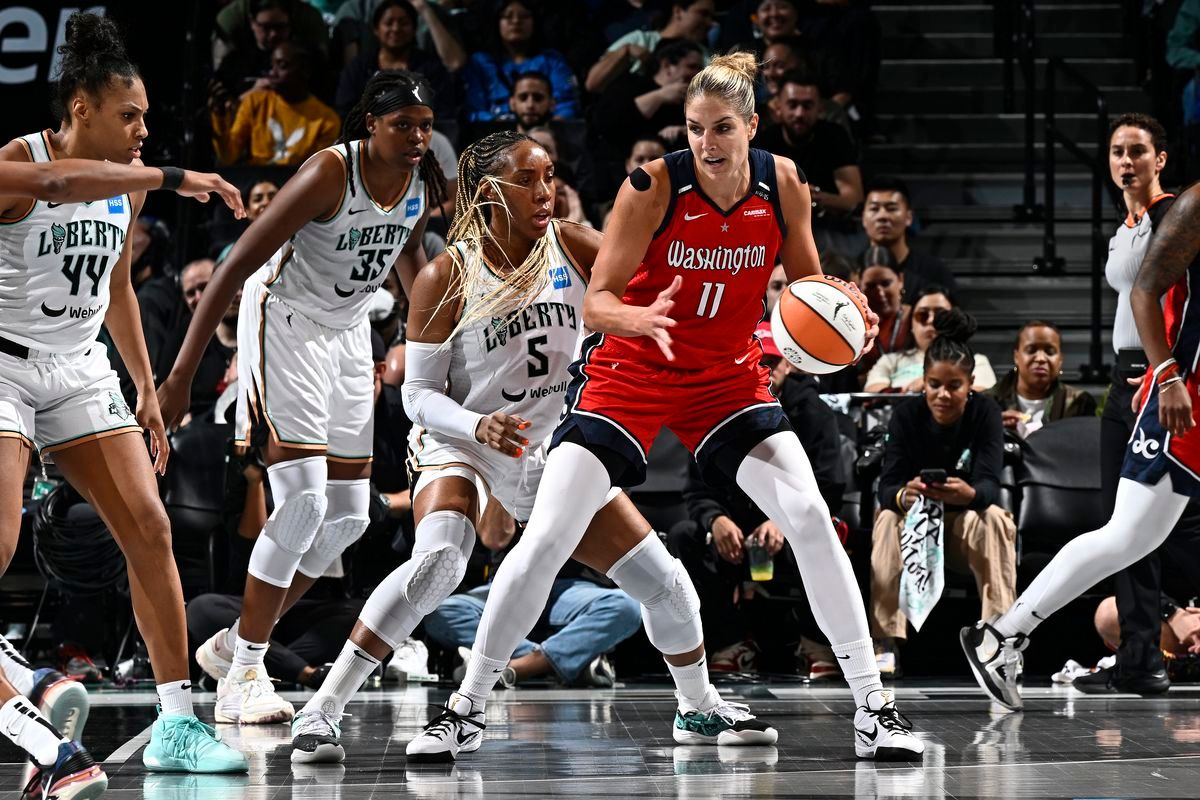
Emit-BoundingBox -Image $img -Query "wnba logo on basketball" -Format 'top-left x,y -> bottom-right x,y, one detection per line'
666,240 -> 766,275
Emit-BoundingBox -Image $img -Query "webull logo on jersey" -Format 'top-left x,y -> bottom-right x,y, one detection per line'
666,240 -> 767,276
501,379 -> 568,404
35,219 -> 127,257
334,223 -> 411,251
483,301 -> 577,352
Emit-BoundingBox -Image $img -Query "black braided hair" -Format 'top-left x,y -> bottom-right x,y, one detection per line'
52,12 -> 140,123
338,69 -> 448,211
924,306 -> 977,376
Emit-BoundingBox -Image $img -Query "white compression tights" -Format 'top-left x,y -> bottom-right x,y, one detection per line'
735,432 -> 872,645
997,476 -> 1189,639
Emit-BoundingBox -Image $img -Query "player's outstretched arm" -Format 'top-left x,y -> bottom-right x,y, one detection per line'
0,160 -> 245,217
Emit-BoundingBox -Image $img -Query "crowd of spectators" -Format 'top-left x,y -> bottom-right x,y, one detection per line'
14,0 -> 1200,692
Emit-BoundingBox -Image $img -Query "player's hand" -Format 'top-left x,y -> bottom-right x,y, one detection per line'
1159,379 -> 1195,438
136,392 -> 171,475
846,281 -> 879,360
475,411 -> 530,458
176,170 -> 247,218
156,373 -> 193,433
631,274 -> 681,361
711,515 -> 745,564
752,520 -> 785,556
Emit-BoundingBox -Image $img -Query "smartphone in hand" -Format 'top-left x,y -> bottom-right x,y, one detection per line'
919,468 -> 947,485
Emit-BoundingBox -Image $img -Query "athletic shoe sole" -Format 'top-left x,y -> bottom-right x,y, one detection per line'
37,679 -> 90,742
672,727 -> 779,746
37,767 -> 108,800
195,638 -> 232,682
406,735 -> 482,763
290,742 -> 344,764
958,626 -> 1021,712
855,742 -> 925,761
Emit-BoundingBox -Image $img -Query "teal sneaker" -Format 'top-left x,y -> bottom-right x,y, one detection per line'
142,710 -> 248,773
673,689 -> 778,746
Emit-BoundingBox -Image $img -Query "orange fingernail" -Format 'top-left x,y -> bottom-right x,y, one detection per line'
516,448 -> 524,457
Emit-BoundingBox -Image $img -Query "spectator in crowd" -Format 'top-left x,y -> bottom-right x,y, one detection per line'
793,0 -> 880,127
128,216 -> 173,290
764,263 -> 788,316
462,0 -> 580,122
756,71 -> 862,218
585,0 -> 715,93
864,287 -> 996,393
246,180 -> 279,221
759,36 -> 852,135
213,0 -> 329,69
856,245 -> 910,376
667,322 -> 844,676
334,0 -> 468,67
591,38 -> 704,157
986,321 -> 1097,438
861,175 -> 957,303
186,261 -> 240,423
335,0 -> 462,119
753,0 -> 801,48
626,136 -> 667,173
506,72 -> 556,133
526,126 -> 594,226
871,309 -> 1016,675
1092,591 -> 1200,670
212,41 -> 341,166
423,501 -> 641,688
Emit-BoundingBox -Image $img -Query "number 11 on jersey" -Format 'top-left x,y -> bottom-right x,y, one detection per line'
696,281 -> 725,319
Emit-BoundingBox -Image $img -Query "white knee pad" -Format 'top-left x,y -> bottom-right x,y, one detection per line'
359,510 -> 476,647
607,533 -> 703,655
298,480 -> 371,579
248,456 -> 328,588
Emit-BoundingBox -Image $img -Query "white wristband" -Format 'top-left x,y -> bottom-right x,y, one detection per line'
1153,358 -> 1179,381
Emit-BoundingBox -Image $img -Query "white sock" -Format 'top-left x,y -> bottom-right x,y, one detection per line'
994,476 -> 1188,640
0,696 -> 67,765
0,636 -> 36,697
302,641 -> 379,719
667,656 -> 711,710
457,651 -> 509,711
832,638 -> 883,708
157,679 -> 194,717
232,636 -> 268,673
223,620 -> 240,653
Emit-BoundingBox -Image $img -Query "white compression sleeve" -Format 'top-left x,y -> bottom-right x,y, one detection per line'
997,475 -> 1189,638
402,340 -> 485,442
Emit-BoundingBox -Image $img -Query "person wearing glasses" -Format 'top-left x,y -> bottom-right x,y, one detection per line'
864,285 -> 996,393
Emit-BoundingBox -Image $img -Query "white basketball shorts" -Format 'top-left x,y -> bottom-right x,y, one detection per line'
235,279 -> 374,462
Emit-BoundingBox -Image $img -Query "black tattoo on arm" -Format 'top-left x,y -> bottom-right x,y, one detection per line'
1136,185 -> 1200,297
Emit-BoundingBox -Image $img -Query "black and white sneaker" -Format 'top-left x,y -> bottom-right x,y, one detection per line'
960,618 -> 1028,711
405,694 -> 486,763
290,708 -> 344,764
853,689 -> 924,761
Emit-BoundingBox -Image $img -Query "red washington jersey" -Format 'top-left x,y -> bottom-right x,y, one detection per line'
618,148 -> 788,370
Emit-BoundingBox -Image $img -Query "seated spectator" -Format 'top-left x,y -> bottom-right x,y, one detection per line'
585,0 -> 714,93
864,286 -> 996,393
626,136 -> 667,173
757,70 -> 862,218
423,499 -> 641,687
856,245 -> 910,376
211,0 -> 328,115
759,36 -> 852,136
861,176 -> 957,303
334,0 -> 466,67
871,309 -> 1016,674
335,0 -> 462,119
1092,593 -> 1200,675
591,38 -> 704,158
764,263 -> 787,316
187,260 -> 240,423
462,0 -> 580,122
794,0 -> 880,124
527,126 -> 593,226
667,322 -> 844,676
505,71 -> 556,133
213,42 -> 341,166
246,180 -> 279,221
987,321 -> 1097,438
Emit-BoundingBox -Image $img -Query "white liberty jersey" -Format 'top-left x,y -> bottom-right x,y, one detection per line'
255,139 -> 426,329
0,131 -> 132,353
446,221 -> 588,446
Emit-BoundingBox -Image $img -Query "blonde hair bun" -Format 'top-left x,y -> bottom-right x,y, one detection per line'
686,50 -> 759,121
706,51 -> 759,83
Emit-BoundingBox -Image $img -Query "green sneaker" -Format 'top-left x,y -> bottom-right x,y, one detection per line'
673,696 -> 778,746
142,710 -> 248,773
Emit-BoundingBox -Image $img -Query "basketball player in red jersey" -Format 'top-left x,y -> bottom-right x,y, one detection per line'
425,52 -> 925,761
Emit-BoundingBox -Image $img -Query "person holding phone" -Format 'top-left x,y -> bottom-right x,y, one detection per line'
869,308 -> 1016,676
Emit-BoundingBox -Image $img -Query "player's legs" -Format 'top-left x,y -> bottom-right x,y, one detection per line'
732,431 -> 923,760
963,475 -> 1189,710
290,473 -> 479,764
573,495 -> 777,746
52,432 -> 246,772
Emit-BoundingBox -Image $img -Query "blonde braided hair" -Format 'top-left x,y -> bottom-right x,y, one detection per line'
436,131 -> 559,342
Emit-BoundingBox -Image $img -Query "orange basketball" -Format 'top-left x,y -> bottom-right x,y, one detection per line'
770,275 -> 869,374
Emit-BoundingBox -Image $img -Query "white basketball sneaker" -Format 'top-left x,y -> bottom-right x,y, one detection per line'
195,629 -> 234,682
215,665 -> 294,725
853,689 -> 924,761
960,617 -> 1028,712
405,694 -> 486,763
